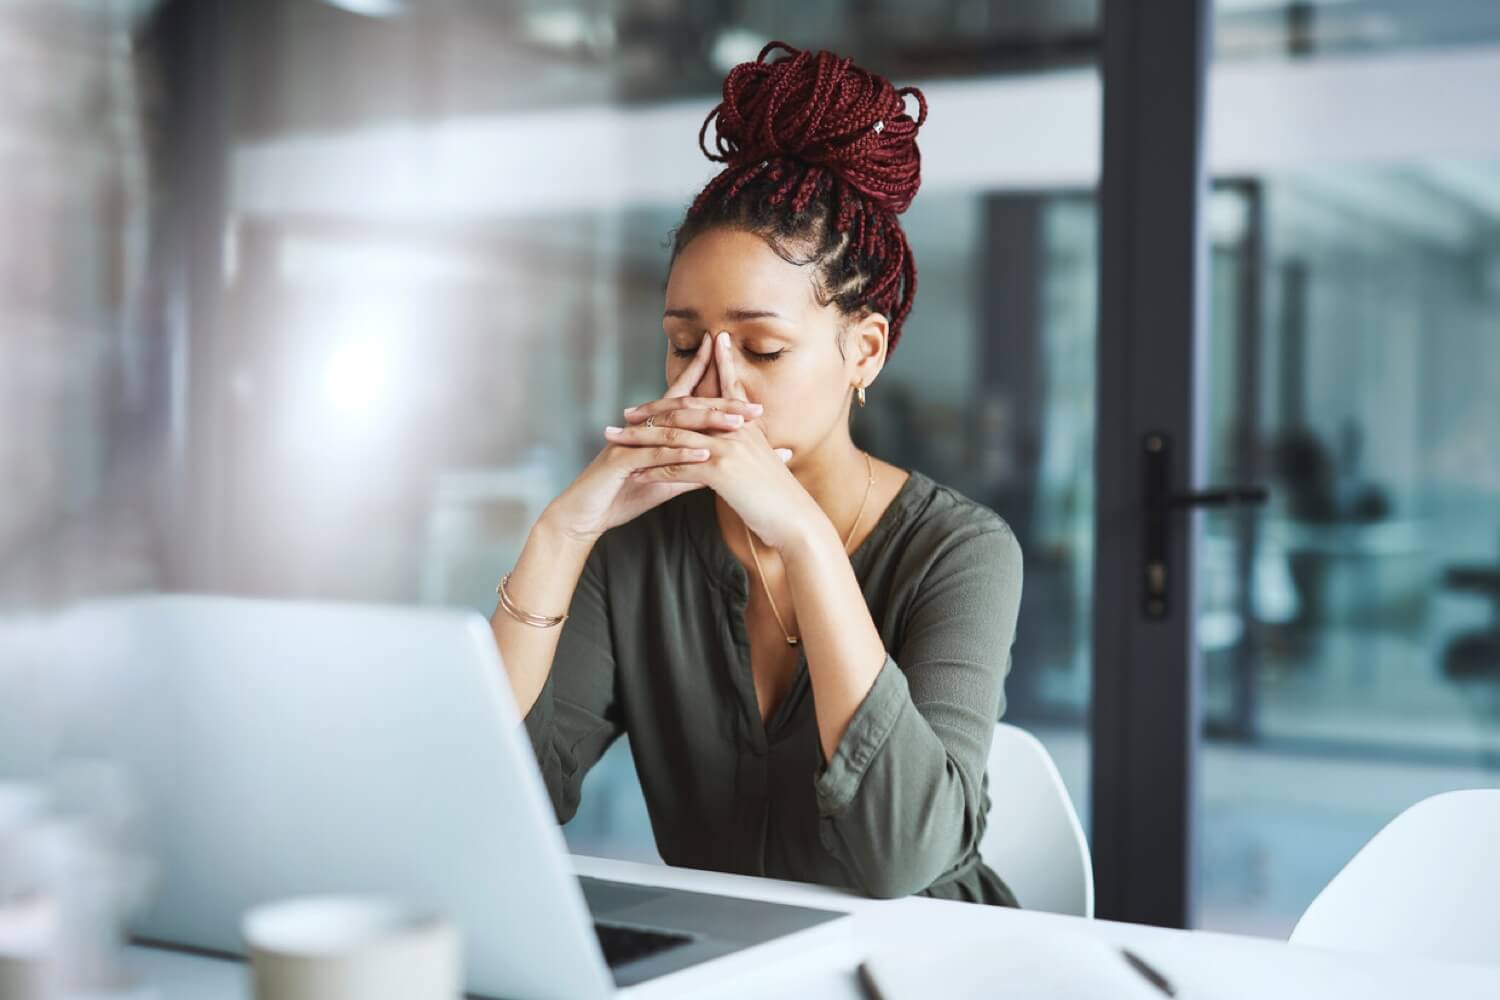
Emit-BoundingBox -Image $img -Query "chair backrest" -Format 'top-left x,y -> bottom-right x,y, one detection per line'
1290,789 -> 1500,966
979,722 -> 1094,918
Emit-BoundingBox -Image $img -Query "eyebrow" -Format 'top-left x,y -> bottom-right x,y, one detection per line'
663,307 -> 785,322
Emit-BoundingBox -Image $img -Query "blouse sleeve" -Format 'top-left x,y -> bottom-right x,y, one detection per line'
812,523 -> 1023,898
520,541 -> 624,825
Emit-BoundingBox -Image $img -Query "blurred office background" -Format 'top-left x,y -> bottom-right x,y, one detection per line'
3,0 -> 1499,937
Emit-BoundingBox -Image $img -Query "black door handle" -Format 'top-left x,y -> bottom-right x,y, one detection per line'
1143,432 -> 1269,620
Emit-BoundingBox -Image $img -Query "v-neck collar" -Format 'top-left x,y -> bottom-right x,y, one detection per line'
680,467 -> 926,743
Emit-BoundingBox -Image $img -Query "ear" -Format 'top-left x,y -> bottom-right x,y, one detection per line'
846,311 -> 889,390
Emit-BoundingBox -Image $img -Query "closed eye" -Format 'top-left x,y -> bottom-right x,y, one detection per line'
671,345 -> 785,363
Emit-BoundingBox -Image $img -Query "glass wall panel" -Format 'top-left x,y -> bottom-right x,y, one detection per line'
206,1 -> 1103,864
1199,20 -> 1500,931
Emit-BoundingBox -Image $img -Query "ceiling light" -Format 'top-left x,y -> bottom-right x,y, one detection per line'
321,0 -> 405,19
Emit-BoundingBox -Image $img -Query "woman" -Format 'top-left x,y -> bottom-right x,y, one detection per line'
492,41 -> 1023,906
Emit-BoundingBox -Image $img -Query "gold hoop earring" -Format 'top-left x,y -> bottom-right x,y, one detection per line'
856,384 -> 867,408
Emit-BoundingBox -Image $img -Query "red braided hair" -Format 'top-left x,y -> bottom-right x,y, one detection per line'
671,41 -> 928,356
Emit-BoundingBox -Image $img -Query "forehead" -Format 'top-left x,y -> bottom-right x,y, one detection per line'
664,228 -> 819,315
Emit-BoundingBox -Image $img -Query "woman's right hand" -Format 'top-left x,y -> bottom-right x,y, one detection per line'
541,333 -> 765,544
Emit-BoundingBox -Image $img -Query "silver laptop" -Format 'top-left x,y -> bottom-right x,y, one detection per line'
74,594 -> 848,999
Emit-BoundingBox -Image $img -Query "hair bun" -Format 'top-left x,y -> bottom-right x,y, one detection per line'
698,41 -> 927,215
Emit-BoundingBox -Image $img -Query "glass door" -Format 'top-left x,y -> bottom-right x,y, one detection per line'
1091,0 -> 1500,930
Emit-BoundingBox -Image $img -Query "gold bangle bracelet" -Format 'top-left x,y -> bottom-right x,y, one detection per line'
496,573 -> 568,629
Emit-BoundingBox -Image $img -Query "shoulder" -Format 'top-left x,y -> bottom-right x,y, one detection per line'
878,472 -> 1024,641
898,471 -> 1022,574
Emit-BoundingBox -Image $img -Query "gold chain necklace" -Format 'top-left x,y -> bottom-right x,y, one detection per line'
744,451 -> 874,646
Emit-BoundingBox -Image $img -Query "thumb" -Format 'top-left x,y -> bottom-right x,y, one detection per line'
695,350 -> 723,399
775,449 -> 793,463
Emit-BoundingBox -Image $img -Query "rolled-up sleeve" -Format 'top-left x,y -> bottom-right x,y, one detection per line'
521,542 -> 623,825
813,525 -> 1023,899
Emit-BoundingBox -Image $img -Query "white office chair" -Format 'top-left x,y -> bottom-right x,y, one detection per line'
979,722 -> 1094,918
1290,789 -> 1500,967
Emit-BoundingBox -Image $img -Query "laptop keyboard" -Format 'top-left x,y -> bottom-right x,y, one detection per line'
593,921 -> 694,968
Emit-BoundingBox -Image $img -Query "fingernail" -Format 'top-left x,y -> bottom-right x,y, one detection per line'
623,406 -> 638,414
747,403 -> 764,413
776,449 -> 792,462
717,330 -> 731,346
605,425 -> 622,435
723,413 -> 743,426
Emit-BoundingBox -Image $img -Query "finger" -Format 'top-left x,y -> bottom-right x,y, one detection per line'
608,440 -> 713,470
623,408 -> 747,432
715,330 -> 748,402
604,424 -> 717,451
631,448 -> 791,483
633,460 -> 714,485
624,397 -> 762,422
664,332 -> 713,398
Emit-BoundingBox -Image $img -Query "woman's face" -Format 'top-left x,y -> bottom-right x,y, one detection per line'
662,227 -> 884,462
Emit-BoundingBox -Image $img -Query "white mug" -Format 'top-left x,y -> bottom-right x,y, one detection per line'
0,894 -> 59,1000
242,896 -> 460,1000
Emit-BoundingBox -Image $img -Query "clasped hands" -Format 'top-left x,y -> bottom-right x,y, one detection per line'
605,331 -> 815,552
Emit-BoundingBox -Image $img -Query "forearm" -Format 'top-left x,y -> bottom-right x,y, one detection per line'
811,526 -> 1022,898
780,514 -> 888,762
815,666 -> 982,898
490,511 -> 596,718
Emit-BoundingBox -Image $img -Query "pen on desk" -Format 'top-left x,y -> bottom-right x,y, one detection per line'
1120,947 -> 1177,997
855,960 -> 888,1000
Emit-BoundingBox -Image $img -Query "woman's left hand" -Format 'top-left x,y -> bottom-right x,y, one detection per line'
605,331 -> 820,551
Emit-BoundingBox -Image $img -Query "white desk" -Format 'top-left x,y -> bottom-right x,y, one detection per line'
128,855 -> 1500,999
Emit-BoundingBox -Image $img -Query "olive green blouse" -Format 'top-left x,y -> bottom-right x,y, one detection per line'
521,468 -> 1024,906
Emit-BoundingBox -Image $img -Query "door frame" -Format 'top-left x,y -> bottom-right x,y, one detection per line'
1090,0 -> 1213,929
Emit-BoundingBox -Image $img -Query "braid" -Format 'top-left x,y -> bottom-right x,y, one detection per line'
674,41 -> 927,355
